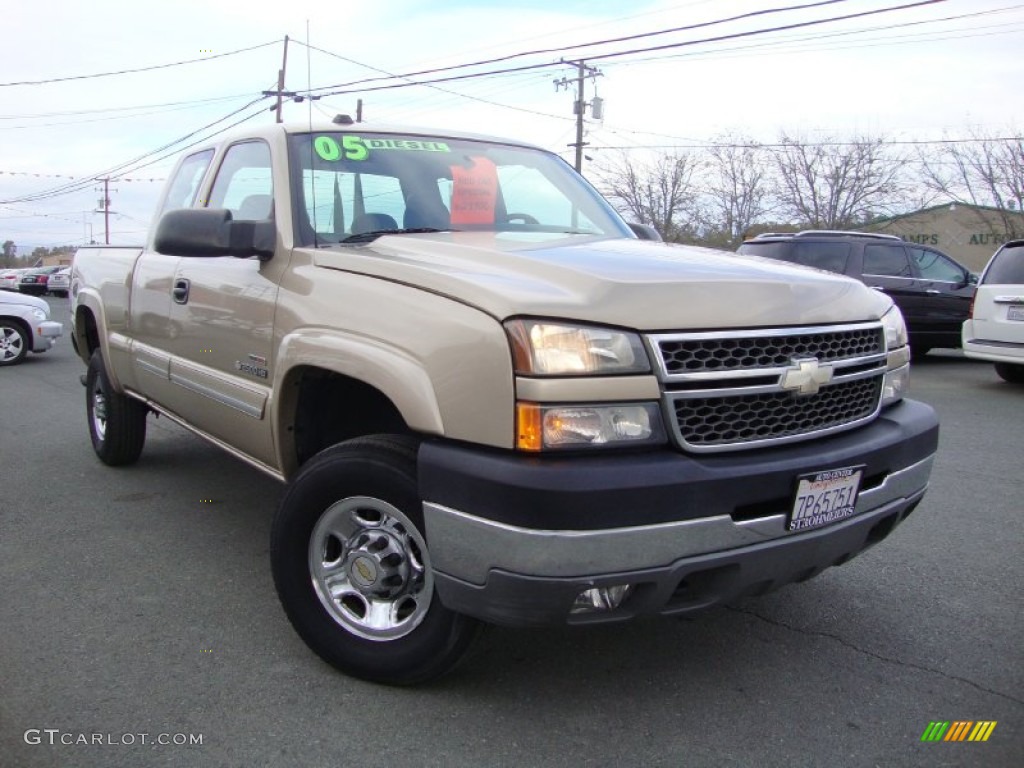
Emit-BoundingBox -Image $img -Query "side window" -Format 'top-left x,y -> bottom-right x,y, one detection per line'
863,245 -> 913,277
158,149 -> 214,216
908,247 -> 965,282
789,242 -> 850,273
984,245 -> 1024,284
208,141 -> 274,220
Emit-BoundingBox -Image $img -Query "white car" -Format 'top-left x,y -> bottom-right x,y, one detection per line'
0,291 -> 63,366
962,239 -> 1024,383
48,267 -> 72,297
0,269 -> 23,291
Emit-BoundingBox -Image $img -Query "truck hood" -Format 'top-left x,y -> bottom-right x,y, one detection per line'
311,233 -> 892,330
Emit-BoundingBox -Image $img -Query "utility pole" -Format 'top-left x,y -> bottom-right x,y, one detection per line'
276,35 -> 289,123
262,36 -> 295,122
94,177 -> 116,245
554,60 -> 602,173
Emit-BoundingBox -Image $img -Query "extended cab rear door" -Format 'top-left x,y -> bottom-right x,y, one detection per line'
156,140 -> 284,469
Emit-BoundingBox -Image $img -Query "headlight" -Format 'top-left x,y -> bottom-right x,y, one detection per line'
505,320 -> 650,375
881,305 -> 908,352
880,305 -> 909,407
31,309 -> 47,322
517,402 -> 665,451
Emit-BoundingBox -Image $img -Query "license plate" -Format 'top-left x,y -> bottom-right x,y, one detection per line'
1008,305 -> 1024,321
788,466 -> 864,532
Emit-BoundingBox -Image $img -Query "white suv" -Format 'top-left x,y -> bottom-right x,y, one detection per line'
962,239 -> 1024,383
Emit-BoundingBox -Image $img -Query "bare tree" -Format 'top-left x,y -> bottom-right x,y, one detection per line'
769,134 -> 911,229
594,150 -> 702,241
917,126 -> 1024,238
703,136 -> 773,247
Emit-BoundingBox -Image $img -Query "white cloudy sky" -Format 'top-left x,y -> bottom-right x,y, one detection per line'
1,0 -> 1022,250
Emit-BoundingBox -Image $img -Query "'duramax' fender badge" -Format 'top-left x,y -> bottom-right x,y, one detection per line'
234,353 -> 269,379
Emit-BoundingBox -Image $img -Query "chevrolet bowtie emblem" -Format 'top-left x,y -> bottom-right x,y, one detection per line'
780,357 -> 834,395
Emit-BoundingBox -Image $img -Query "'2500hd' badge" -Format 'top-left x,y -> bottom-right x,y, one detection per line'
235,354 -> 269,379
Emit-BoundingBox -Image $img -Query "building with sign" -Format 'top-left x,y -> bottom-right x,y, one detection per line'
864,203 -> 1024,273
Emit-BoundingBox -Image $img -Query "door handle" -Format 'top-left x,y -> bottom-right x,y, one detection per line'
925,289 -> 941,295
172,278 -> 190,304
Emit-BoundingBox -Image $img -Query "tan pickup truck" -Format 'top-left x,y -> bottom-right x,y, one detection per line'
71,121 -> 939,684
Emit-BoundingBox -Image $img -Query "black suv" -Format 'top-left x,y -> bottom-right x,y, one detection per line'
738,230 -> 976,356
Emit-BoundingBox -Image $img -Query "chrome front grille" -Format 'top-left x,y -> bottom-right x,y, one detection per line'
647,323 -> 887,453
659,327 -> 883,374
673,377 -> 882,448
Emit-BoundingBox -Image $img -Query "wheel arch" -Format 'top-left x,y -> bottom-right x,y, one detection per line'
72,289 -> 136,393
272,332 -> 445,478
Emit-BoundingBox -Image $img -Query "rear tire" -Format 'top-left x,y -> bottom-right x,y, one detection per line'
0,319 -> 29,366
86,350 -> 147,465
994,363 -> 1024,384
271,435 -> 480,685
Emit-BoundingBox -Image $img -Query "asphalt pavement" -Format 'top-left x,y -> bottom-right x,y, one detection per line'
1,297 -> 1021,768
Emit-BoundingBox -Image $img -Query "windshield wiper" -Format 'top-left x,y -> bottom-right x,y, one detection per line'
340,227 -> 454,244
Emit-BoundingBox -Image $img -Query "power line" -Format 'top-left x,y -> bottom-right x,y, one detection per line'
590,136 -> 1024,151
603,4 -> 1024,67
0,41 -> 280,87
304,0 -> 949,99
0,171 -> 163,181
0,97 -> 270,204
0,92 -> 258,120
296,40 -> 573,122
305,0 -> 859,94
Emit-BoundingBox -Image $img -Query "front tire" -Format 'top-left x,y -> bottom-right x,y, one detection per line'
86,350 -> 147,465
0,320 -> 29,366
994,363 -> 1024,384
271,435 -> 480,685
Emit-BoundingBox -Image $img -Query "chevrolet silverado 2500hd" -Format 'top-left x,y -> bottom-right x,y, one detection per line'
71,122 -> 939,684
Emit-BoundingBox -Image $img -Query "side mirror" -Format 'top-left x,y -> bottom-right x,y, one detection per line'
628,222 -> 663,242
154,208 -> 275,260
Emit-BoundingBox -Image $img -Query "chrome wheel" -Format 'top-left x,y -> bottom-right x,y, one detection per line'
91,386 -> 108,440
309,495 -> 433,641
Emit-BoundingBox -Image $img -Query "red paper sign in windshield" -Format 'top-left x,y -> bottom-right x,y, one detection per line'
450,157 -> 498,226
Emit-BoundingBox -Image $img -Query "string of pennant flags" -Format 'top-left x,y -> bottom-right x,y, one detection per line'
0,171 -> 164,182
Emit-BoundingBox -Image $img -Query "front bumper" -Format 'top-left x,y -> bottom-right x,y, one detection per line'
33,320 -> 63,352
419,398 -> 938,626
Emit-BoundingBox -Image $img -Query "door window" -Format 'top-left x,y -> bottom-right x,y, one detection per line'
863,245 -> 913,277
208,141 -> 274,220
908,247 -> 965,283
788,242 -> 850,273
158,149 -> 214,216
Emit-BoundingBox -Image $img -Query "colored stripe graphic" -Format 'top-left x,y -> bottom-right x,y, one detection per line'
921,722 -> 949,741
945,721 -> 973,741
968,722 -> 997,742
921,720 -> 997,742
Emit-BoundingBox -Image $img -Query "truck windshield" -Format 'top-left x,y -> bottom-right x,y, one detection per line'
288,132 -> 632,245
